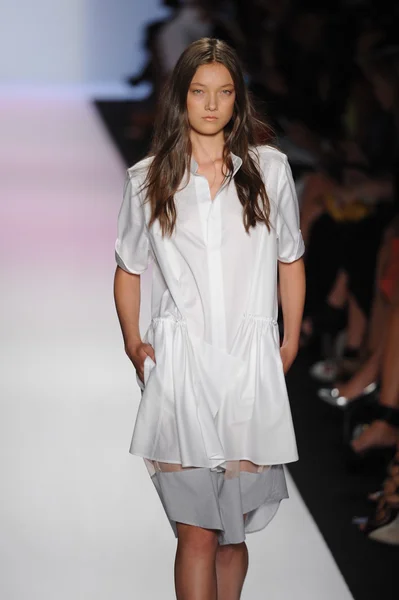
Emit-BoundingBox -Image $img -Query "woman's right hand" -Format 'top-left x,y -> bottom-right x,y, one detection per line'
125,341 -> 156,385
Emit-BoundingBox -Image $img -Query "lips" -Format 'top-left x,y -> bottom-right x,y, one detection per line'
203,116 -> 218,120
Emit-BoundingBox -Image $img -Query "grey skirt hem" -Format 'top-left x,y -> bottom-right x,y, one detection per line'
149,464 -> 289,546
131,449 -> 298,467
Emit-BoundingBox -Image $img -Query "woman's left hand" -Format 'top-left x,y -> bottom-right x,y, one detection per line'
280,342 -> 298,375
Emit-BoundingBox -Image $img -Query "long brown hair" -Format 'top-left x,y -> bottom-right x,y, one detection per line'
141,37 -> 275,237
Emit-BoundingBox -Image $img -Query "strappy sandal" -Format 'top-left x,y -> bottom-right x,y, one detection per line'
367,446 -> 399,502
359,472 -> 399,545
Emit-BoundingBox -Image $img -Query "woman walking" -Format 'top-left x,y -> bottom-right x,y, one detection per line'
114,38 -> 305,600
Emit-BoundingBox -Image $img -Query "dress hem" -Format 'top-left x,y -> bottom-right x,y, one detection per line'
129,449 -> 298,466
165,500 -> 288,545
149,467 -> 289,545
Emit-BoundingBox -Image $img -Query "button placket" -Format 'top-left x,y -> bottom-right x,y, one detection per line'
191,155 -> 242,349
194,176 -> 212,244
207,186 -> 227,348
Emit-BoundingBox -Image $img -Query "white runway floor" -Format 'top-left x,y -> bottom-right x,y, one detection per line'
0,93 -> 355,600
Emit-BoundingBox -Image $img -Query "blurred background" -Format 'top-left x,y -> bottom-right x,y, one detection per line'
1,1 -> 398,599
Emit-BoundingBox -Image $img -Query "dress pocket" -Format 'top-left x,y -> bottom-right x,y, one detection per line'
136,355 -> 156,392
143,354 -> 156,385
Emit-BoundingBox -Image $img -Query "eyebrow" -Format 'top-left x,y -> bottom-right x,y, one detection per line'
190,82 -> 234,87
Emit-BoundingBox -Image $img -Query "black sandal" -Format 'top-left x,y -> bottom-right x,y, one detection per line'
359,472 -> 399,545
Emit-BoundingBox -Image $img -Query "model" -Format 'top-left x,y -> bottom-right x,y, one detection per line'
113,37 -> 306,600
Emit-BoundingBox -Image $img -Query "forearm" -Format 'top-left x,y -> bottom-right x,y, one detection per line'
278,257 -> 306,347
113,266 -> 142,351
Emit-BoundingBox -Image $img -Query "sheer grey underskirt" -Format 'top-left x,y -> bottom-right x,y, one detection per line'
143,458 -> 289,546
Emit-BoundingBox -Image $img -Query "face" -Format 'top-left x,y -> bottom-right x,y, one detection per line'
186,63 -> 236,135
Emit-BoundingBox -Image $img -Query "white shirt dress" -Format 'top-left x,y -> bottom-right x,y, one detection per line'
115,144 -> 305,544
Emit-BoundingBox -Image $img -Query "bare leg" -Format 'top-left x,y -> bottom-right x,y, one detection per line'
174,523 -> 219,600
380,303 -> 399,410
215,460 -> 266,599
345,293 -> 367,351
216,538 -> 249,600
149,461 -> 219,600
153,459 -> 267,600
366,289 -> 390,355
352,302 -> 399,452
327,269 -> 348,309
335,245 -> 390,398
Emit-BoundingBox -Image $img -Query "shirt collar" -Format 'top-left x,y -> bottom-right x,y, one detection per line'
190,151 -> 243,177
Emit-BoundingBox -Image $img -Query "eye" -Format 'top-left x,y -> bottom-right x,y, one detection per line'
192,89 -> 203,95
222,89 -> 233,96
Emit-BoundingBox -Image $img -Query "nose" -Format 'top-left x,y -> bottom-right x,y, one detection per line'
205,92 -> 217,111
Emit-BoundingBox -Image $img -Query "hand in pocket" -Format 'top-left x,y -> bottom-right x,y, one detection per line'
126,341 -> 156,385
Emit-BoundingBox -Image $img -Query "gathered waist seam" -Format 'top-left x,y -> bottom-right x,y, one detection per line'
150,314 -> 277,323
150,313 -> 277,324
149,314 -> 278,334
151,315 -> 186,324
242,312 -> 277,325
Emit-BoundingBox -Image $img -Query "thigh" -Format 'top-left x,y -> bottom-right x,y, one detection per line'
343,208 -> 395,316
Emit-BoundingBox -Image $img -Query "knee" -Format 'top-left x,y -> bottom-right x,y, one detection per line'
176,523 -> 219,556
216,542 -> 246,565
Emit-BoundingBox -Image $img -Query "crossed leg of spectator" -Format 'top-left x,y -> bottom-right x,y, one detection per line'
351,298 -> 399,454
327,225 -> 394,399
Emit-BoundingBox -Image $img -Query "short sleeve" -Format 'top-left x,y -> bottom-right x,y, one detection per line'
114,171 -> 151,274
276,156 -> 305,263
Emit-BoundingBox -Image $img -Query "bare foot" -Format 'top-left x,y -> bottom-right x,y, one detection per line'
332,381 -> 362,401
351,420 -> 399,453
338,382 -> 362,401
336,379 -> 371,400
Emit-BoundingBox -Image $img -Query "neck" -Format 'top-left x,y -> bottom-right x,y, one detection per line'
190,130 -> 225,164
